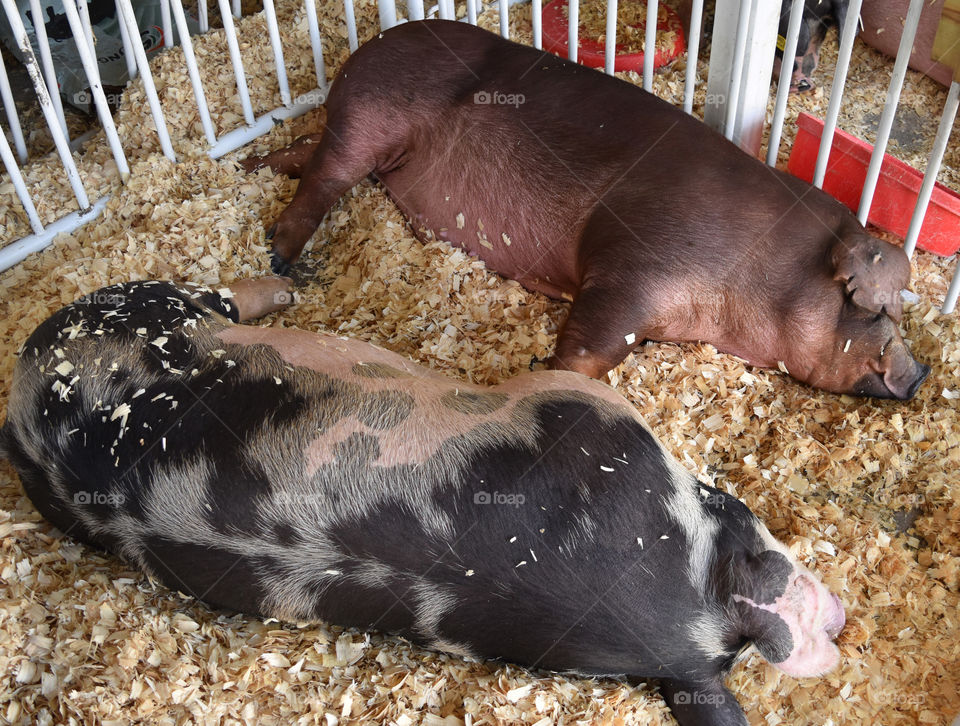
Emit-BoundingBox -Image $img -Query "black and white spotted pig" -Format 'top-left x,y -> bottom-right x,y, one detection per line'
0,278 -> 845,726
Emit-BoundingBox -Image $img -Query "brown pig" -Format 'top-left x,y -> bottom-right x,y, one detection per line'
244,20 -> 929,399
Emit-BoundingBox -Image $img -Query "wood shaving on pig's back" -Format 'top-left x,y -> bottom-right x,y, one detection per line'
216,325 -> 646,473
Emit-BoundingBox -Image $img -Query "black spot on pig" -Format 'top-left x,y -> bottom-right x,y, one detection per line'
140,536 -> 275,615
351,362 -> 411,379
308,571 -> 418,633
203,456 -> 273,536
356,391 -> 414,429
439,390 -> 509,415
332,432 -> 382,466
272,520 -> 304,546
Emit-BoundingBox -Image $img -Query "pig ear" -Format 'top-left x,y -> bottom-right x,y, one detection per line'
724,549 -> 795,664
830,235 -> 908,321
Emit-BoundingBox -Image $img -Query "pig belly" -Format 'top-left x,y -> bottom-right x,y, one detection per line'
374,118 -> 592,299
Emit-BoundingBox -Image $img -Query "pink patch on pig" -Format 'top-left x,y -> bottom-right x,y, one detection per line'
216,325 -> 639,474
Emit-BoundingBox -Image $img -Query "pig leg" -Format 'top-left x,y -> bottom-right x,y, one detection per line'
264,129 -> 380,275
658,679 -> 748,726
548,282 -> 645,378
227,276 -> 294,321
240,133 -> 325,177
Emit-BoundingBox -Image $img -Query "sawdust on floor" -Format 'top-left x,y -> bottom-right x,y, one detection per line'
1,2 -> 959,725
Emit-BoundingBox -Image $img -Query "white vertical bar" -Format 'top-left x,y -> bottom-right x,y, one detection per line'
232,0 -> 240,18
0,39 -> 28,163
567,0 -> 578,62
116,0 -> 177,161
115,0 -> 138,78
812,0 -> 864,188
531,0 -> 541,47
170,0 -> 217,145
722,0 -> 751,139
731,0 -> 779,154
604,0 -> 617,76
408,0 -> 424,21
0,127 -> 44,234
198,0 -> 209,32
303,0 -> 327,90
499,0 -> 509,38
262,0 -> 291,106
682,0 -> 704,114
75,0 -> 96,56
160,0 -> 173,47
642,0 -> 657,90
438,0 -> 453,20
1,0 -> 91,208
943,264 -> 960,315
379,0 -> 397,30
857,0 -> 924,224
61,0 -> 130,176
218,0 -> 256,123
904,81 -> 960,259
765,0 -> 803,164
28,0 -> 69,138
466,0 -> 477,25
344,0 -> 358,53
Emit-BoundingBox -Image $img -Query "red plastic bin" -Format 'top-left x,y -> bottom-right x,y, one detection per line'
787,112 -> 960,256
540,0 -> 685,74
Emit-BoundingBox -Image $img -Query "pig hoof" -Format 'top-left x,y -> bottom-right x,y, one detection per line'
270,252 -> 293,277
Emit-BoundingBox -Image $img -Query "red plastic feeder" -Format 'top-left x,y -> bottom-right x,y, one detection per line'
541,0 -> 685,74
787,112 -> 960,257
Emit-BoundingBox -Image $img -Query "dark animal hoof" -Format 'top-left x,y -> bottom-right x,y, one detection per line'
270,252 -> 292,277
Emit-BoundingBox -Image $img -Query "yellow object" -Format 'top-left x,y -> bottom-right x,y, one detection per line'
933,0 -> 960,81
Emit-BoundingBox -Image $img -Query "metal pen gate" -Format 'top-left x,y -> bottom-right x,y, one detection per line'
0,0 -> 958,311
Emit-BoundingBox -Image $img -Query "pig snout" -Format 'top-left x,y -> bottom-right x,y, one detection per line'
766,572 -> 845,678
854,345 -> 931,400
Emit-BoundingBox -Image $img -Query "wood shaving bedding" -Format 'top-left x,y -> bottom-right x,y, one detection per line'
1,2 -> 959,725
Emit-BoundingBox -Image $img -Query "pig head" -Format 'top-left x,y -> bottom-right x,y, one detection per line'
242,20 -> 928,400
775,0 -> 852,92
